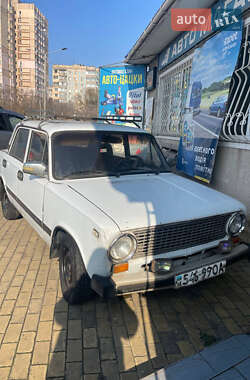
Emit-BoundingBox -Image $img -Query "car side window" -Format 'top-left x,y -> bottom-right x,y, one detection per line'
27,131 -> 48,164
9,128 -> 29,162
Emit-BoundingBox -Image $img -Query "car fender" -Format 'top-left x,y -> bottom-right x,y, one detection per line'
44,183 -> 120,278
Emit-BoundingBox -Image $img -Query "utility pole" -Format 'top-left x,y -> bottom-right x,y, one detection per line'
42,47 -> 67,119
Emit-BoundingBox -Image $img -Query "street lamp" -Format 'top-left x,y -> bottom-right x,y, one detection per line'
42,47 -> 68,119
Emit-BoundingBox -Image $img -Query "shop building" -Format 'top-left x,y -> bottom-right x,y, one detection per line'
125,0 -> 250,217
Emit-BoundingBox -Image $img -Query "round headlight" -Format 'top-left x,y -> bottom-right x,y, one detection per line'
227,213 -> 246,236
108,234 -> 137,263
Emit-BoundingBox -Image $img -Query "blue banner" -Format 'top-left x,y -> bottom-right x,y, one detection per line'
99,65 -> 145,124
176,29 -> 242,183
159,0 -> 248,70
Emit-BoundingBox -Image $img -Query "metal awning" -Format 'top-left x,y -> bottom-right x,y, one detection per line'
125,0 -> 217,65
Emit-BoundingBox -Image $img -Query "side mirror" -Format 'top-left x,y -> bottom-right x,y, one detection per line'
23,162 -> 47,177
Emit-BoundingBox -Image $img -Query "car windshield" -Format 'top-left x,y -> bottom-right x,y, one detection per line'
52,131 -> 170,180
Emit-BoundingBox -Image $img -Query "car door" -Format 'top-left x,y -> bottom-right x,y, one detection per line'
4,127 -> 30,210
18,130 -> 49,235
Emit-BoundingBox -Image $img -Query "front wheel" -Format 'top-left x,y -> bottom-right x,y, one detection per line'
59,233 -> 94,304
1,191 -> 22,220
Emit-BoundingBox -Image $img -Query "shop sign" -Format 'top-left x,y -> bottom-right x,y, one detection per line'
176,29 -> 242,183
159,0 -> 248,70
99,65 -> 145,125
146,67 -> 157,91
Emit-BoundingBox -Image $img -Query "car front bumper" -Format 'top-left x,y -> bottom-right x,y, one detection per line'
91,242 -> 250,298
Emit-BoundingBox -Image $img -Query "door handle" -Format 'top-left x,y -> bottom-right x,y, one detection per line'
17,170 -> 23,181
2,159 -> 6,168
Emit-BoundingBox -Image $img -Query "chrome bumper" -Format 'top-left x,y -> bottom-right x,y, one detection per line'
91,243 -> 250,298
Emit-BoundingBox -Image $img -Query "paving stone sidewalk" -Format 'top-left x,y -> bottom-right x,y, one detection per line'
143,334 -> 250,379
1,211 -> 250,380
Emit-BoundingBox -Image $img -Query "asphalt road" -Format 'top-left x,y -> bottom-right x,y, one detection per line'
194,109 -> 223,137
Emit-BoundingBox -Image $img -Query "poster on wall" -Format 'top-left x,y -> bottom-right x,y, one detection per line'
99,65 -> 145,125
145,97 -> 154,131
176,29 -> 242,183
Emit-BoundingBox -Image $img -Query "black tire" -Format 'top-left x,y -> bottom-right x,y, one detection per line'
59,233 -> 94,304
0,179 -> 4,201
1,191 -> 21,220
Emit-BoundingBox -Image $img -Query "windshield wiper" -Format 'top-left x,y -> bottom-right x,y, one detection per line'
118,167 -> 169,175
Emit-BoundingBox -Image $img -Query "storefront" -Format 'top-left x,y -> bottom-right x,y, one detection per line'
126,0 -> 250,216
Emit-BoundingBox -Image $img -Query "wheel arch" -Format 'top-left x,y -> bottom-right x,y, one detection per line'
50,222 -> 112,279
50,225 -> 84,261
50,226 -> 69,259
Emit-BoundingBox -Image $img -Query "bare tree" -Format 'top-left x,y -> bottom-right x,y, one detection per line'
84,87 -> 98,118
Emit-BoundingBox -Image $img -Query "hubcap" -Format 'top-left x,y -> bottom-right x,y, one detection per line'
63,251 -> 73,288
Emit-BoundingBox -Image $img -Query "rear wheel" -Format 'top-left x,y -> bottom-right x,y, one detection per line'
59,233 -> 94,304
1,191 -> 21,220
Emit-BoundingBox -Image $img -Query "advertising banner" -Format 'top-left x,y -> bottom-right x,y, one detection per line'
159,0 -> 247,70
177,29 -> 242,183
145,97 -> 154,131
99,65 -> 145,125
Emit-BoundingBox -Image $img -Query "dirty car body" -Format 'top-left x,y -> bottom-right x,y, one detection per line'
0,120 -> 248,304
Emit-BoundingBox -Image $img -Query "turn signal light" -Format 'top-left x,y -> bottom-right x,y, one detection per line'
113,262 -> 129,273
232,237 -> 240,244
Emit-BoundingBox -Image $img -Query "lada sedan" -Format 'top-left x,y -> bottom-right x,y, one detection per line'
0,119 -> 248,304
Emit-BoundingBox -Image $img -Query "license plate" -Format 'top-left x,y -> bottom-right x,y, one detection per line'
175,260 -> 226,288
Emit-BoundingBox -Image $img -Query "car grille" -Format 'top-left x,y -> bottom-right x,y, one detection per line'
130,213 -> 231,259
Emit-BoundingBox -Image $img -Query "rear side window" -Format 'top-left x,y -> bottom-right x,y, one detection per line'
9,128 -> 29,162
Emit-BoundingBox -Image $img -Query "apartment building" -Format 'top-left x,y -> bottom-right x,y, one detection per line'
51,64 -> 99,104
14,0 -> 48,98
0,0 -> 48,103
0,0 -> 15,101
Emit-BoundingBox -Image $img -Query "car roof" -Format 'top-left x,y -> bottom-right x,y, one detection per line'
19,119 -> 148,136
0,107 -> 24,118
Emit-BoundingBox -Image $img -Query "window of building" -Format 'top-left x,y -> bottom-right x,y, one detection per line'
155,55 -> 193,137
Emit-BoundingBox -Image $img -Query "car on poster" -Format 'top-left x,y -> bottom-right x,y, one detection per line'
209,95 -> 228,117
0,119 -> 249,304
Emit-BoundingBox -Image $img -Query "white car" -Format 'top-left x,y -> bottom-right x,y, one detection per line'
0,119 -> 248,304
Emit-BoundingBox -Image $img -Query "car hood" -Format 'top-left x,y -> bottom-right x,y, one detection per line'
66,173 -> 245,231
